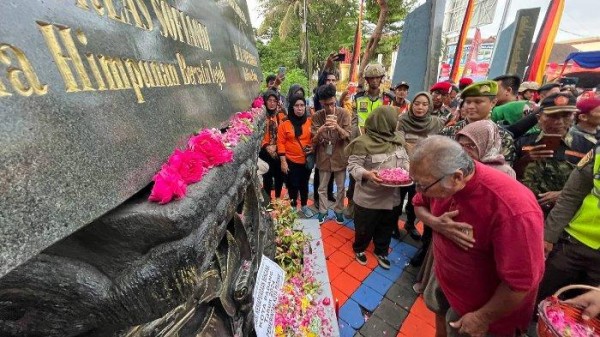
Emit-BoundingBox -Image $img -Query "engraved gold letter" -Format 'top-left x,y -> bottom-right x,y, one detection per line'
0,44 -> 48,96
37,22 -> 94,92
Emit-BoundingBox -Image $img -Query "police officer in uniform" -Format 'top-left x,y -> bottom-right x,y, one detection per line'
345,63 -> 393,218
537,143 -> 600,305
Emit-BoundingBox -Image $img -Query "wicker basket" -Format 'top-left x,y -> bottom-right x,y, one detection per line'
538,284 -> 600,337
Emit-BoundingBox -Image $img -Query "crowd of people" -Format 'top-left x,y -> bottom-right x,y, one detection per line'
258,52 -> 600,336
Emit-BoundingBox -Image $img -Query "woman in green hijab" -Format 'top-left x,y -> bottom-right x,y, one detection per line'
345,106 -> 410,270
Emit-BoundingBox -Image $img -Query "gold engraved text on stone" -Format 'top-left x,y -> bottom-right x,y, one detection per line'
0,44 -> 48,97
150,0 -> 212,51
76,0 -> 154,31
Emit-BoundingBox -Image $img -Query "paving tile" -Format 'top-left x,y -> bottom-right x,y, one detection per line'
345,261 -> 373,282
325,235 -> 346,249
359,314 -> 398,337
338,319 -> 356,337
394,242 -> 419,258
394,268 -> 416,288
403,263 -> 420,276
363,271 -> 395,296
332,271 -> 361,297
344,220 -> 355,229
338,226 -> 355,240
351,284 -> 384,312
339,298 -> 366,330
327,262 -> 343,280
373,297 -> 409,330
385,282 -> 418,311
397,311 -> 436,337
331,285 -> 349,307
339,241 -> 356,256
323,241 -> 335,257
322,221 -> 345,232
329,250 -> 354,269
410,296 -> 436,325
374,264 -> 405,282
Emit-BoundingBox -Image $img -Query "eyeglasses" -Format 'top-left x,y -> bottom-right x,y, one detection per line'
414,174 -> 448,193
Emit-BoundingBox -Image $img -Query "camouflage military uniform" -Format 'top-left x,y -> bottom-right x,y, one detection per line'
432,105 -> 453,125
440,119 -> 516,164
515,132 -> 576,197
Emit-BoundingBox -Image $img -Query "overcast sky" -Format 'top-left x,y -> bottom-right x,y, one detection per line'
245,0 -> 600,42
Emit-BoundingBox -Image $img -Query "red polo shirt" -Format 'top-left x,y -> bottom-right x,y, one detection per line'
413,162 -> 545,335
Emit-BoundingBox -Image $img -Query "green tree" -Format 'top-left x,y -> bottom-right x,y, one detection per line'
257,0 -> 358,90
358,0 -> 416,80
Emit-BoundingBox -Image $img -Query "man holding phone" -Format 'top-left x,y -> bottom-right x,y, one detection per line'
514,93 -> 585,213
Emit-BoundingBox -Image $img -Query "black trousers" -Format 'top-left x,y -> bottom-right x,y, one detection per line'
286,160 -> 310,207
399,185 -> 417,229
353,204 -> 402,256
347,174 -> 356,200
536,234 -> 600,305
259,148 -> 284,199
313,168 -> 334,204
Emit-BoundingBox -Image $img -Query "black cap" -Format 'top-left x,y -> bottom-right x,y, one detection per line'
393,81 -> 409,90
540,92 -> 578,114
538,82 -> 561,93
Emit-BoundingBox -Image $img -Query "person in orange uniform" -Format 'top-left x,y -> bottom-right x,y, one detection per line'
260,90 -> 287,202
277,95 -> 315,217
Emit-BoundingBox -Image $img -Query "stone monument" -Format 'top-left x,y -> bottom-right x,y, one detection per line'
391,0 -> 446,94
0,1 -> 271,336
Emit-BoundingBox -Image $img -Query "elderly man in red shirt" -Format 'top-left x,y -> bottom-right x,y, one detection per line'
410,135 -> 545,337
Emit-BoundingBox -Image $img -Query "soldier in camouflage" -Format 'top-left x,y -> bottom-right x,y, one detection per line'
440,80 -> 516,163
514,93 -> 584,215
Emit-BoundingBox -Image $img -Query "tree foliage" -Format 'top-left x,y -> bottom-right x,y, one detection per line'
256,0 -> 414,88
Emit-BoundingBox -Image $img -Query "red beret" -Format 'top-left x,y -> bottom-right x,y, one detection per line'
430,81 -> 452,93
459,77 -> 473,88
576,98 -> 600,115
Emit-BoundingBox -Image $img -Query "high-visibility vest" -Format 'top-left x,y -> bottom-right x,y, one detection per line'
354,92 -> 393,127
566,144 -> 600,249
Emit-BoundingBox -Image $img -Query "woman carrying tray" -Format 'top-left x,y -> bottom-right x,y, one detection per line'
346,106 -> 410,270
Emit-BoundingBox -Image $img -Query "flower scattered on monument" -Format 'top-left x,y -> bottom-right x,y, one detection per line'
149,107 -> 263,204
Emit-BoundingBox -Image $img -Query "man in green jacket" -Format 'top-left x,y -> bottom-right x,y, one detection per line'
491,74 -> 535,126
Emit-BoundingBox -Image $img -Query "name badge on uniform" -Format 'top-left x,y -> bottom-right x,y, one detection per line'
359,102 -> 368,112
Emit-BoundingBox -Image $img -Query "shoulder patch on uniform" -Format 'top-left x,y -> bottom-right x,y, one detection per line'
577,150 -> 594,169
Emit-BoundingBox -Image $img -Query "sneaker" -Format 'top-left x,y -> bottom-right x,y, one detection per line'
334,212 -> 344,224
301,205 -> 315,218
317,212 -> 327,224
376,254 -> 391,270
355,252 -> 367,265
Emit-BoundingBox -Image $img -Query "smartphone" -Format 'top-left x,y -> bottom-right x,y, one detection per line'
333,53 -> 345,61
278,66 -> 286,77
540,134 -> 562,151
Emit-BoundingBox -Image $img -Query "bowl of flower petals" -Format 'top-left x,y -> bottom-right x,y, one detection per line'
377,168 -> 413,187
538,285 -> 600,337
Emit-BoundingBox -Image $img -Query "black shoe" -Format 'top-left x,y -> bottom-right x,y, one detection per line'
355,252 -> 367,265
376,255 -> 391,270
406,227 -> 422,241
410,249 -> 426,267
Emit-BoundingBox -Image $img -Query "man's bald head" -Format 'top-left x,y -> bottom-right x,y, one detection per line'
410,136 -> 474,178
